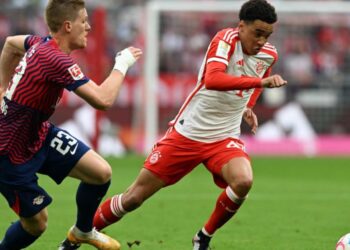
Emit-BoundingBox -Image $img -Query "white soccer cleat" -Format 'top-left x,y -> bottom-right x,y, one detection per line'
192,230 -> 211,250
66,226 -> 121,250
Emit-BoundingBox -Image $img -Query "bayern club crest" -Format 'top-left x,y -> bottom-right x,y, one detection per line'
255,61 -> 265,74
149,151 -> 162,164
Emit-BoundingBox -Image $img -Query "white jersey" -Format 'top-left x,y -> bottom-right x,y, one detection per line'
172,28 -> 278,143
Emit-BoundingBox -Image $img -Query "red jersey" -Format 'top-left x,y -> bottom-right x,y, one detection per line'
0,35 -> 89,164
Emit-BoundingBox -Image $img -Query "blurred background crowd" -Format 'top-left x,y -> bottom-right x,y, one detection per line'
1,0 -> 350,155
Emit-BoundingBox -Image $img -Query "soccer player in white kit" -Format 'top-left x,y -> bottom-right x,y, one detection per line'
93,0 -> 287,249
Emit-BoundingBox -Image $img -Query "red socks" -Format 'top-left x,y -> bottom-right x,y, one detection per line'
94,188 -> 245,235
204,187 -> 245,235
93,194 -> 126,231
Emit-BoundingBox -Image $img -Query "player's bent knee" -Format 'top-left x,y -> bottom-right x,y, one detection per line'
231,177 -> 253,197
21,215 -> 48,236
94,165 -> 112,184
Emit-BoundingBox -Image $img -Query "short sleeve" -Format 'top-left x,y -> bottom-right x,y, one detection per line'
46,53 -> 90,91
24,35 -> 43,51
206,28 -> 237,66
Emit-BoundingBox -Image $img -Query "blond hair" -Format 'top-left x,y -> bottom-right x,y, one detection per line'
45,0 -> 85,33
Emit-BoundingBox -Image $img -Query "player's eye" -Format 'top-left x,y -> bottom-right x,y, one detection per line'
255,31 -> 270,40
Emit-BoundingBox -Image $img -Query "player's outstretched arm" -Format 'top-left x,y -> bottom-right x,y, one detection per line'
261,74 -> 287,88
0,35 -> 28,96
75,47 -> 142,110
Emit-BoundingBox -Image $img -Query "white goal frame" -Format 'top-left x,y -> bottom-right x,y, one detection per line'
144,1 -> 350,153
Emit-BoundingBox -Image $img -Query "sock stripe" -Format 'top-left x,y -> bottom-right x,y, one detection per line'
201,228 -> 213,237
225,187 -> 246,205
117,194 -> 126,213
110,194 -> 126,217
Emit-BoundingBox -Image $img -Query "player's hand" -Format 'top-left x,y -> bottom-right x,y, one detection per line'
113,47 -> 143,75
261,74 -> 287,88
243,108 -> 258,134
128,47 -> 143,61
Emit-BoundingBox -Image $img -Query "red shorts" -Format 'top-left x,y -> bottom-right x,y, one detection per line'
144,127 -> 250,188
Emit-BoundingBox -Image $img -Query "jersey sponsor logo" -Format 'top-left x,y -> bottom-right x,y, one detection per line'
33,195 -> 45,205
68,64 -> 84,80
149,150 -> 161,164
216,40 -> 231,59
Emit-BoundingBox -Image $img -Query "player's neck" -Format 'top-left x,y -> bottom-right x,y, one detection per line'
51,35 -> 72,55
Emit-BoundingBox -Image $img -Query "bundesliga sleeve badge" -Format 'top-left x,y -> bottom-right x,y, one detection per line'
216,40 -> 231,59
68,64 -> 85,80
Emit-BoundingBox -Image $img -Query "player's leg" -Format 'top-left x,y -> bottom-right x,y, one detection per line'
0,209 -> 48,250
63,150 -> 122,249
94,127 -> 202,231
40,126 -> 119,250
58,151 -> 122,250
0,185 -> 51,250
204,157 -> 252,232
93,167 -> 165,230
68,149 -> 112,232
193,139 -> 252,249
0,150 -> 53,249
194,157 -> 252,250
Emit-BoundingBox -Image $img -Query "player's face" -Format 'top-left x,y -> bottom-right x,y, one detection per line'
70,8 -> 91,50
238,20 -> 273,55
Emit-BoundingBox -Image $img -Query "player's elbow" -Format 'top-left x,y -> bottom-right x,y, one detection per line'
88,97 -> 113,110
204,77 -> 217,90
94,100 -> 113,111
4,36 -> 26,56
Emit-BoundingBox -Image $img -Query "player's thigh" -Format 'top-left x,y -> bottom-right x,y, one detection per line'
40,125 -> 91,184
204,138 -> 252,189
221,157 -> 253,198
123,168 -> 165,207
221,157 -> 253,187
0,185 -> 51,221
144,129 -> 203,186
68,149 -> 112,185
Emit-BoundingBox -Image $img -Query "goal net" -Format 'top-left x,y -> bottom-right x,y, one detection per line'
143,1 -> 350,154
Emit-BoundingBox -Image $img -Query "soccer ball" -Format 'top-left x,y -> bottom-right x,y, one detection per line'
336,233 -> 350,250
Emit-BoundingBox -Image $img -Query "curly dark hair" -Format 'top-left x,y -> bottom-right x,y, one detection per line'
239,0 -> 277,24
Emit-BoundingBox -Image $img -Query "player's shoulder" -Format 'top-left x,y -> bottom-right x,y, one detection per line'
214,27 -> 239,44
260,42 -> 278,60
33,37 -> 73,61
25,35 -> 49,50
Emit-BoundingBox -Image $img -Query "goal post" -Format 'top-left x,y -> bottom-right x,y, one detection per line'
143,1 -> 350,154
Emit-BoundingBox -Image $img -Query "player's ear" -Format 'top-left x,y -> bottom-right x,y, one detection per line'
238,20 -> 245,31
63,20 -> 73,33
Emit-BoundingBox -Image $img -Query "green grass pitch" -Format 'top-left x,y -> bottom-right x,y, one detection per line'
1,155 -> 350,250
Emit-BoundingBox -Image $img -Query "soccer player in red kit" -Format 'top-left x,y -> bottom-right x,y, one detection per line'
93,0 -> 286,249
0,0 -> 141,250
